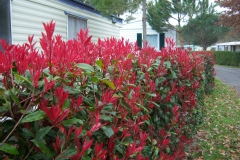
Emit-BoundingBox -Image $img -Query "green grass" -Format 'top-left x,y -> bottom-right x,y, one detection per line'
189,79 -> 240,159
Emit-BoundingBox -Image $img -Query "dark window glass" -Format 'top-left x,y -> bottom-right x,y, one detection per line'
137,33 -> 142,48
0,0 -> 11,50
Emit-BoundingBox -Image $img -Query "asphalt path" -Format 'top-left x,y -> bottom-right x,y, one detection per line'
215,65 -> 240,96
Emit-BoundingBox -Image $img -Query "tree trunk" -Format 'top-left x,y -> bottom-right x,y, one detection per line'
203,45 -> 207,51
179,30 -> 184,48
142,0 -> 147,47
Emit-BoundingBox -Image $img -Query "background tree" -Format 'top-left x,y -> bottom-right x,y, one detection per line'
182,5 -> 229,50
147,0 -> 203,48
80,0 -> 141,17
77,0 -> 148,46
218,0 -> 240,35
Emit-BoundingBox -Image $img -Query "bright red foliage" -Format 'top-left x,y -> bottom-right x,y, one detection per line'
0,21 -> 215,160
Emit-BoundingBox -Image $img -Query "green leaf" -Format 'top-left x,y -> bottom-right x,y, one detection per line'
0,101 -> 11,113
170,69 -> 177,79
22,128 -> 34,138
147,93 -> 157,97
2,120 -> 14,133
82,156 -> 92,160
101,126 -> 114,138
30,153 -> 51,160
0,143 -> 19,155
43,68 -> 50,76
14,74 -> 33,88
91,76 -> 99,83
151,101 -> 160,108
115,144 -> 124,155
156,77 -> 166,85
9,89 -> 21,108
63,85 -> 79,94
35,126 -> 52,140
62,118 -> 83,127
61,145 -> 77,157
152,139 -> 157,145
96,59 -> 104,69
75,63 -> 94,72
166,147 -> 171,153
136,103 -> 149,113
164,61 -> 171,68
126,84 -> 137,88
63,99 -> 71,109
101,110 -> 116,116
31,139 -> 52,158
154,147 -> 159,156
21,111 -> 46,123
100,115 -> 114,122
102,103 -> 114,110
0,88 -> 5,96
101,79 -> 115,90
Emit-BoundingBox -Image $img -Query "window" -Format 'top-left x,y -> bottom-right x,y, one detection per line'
66,12 -> 87,40
147,35 -> 158,49
0,0 -> 11,48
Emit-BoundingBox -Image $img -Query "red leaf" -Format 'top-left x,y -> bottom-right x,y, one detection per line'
76,96 -> 83,106
172,105 -> 179,115
162,138 -> 170,148
74,126 -> 82,138
48,105 -> 61,125
42,20 -> 55,40
140,132 -> 148,142
56,108 -> 70,124
59,126 -> 67,136
28,35 -> 34,44
82,139 -> 93,153
52,137 -> 63,153
84,36 -> 92,46
107,138 -> 114,153
95,142 -> 107,158
0,39 -> 8,50
55,87 -> 69,107
90,122 -> 101,133
43,77 -> 55,93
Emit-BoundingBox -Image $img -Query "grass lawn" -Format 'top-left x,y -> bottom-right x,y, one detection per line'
189,79 -> 240,159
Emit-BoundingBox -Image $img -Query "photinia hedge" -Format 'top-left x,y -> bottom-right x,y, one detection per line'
214,51 -> 240,67
0,21 -> 214,160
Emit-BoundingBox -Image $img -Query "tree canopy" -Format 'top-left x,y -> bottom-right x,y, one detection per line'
78,0 -> 142,17
183,7 -> 229,50
147,0 -> 204,47
219,0 -> 240,34
78,0 -> 148,46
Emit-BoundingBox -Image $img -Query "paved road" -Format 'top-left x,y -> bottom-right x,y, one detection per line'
215,65 -> 240,96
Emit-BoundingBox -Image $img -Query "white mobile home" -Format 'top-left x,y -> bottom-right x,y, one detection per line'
0,0 -> 123,47
216,42 -> 240,51
120,20 -> 176,50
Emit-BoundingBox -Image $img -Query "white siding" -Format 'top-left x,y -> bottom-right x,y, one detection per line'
120,20 -> 176,49
11,0 -> 122,47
